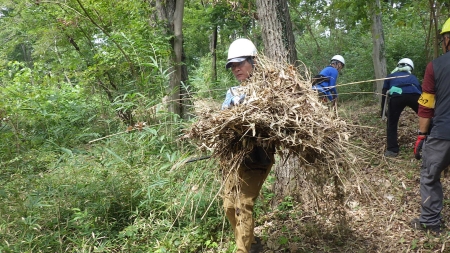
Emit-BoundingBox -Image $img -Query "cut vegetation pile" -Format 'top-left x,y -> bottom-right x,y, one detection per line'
187,56 -> 357,198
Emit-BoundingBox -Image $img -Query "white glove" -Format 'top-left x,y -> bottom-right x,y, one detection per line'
232,96 -> 241,106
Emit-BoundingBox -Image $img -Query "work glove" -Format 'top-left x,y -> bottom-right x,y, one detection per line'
389,86 -> 403,95
414,135 -> 427,160
231,96 -> 243,106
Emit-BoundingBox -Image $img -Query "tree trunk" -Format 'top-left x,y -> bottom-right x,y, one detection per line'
429,0 -> 440,59
154,0 -> 186,117
255,0 -> 301,207
171,0 -> 184,116
211,25 -> 218,83
370,0 -> 387,102
256,0 -> 298,65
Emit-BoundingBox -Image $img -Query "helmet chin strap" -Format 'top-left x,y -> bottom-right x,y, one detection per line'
331,62 -> 341,71
247,57 -> 255,68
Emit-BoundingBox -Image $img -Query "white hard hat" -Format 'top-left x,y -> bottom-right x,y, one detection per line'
397,58 -> 414,70
331,55 -> 345,66
226,38 -> 257,68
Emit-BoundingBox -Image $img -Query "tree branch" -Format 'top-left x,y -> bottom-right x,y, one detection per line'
74,0 -> 136,78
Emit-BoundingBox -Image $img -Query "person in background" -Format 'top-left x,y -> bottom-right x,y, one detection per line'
410,17 -> 450,234
221,38 -> 274,253
311,55 -> 345,104
381,58 -> 421,157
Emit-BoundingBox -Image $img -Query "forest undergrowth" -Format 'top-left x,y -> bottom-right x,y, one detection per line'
1,98 -> 449,253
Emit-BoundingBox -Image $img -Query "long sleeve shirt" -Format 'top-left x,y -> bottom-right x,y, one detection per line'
382,71 -> 421,95
221,86 -> 245,110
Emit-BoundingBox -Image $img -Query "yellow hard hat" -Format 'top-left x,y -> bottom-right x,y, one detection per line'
441,18 -> 450,34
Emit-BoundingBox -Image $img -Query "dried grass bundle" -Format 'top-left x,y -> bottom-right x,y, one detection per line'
187,56 -> 353,180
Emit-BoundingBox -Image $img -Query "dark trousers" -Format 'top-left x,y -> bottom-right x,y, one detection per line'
419,137 -> 450,226
386,93 -> 420,153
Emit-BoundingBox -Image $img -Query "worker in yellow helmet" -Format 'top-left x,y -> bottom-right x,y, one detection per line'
410,17 -> 450,234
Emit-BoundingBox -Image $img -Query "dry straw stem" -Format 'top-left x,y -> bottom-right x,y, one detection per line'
188,56 -> 364,195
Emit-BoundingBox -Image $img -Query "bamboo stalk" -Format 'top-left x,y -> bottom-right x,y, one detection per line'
336,75 -> 409,88
88,130 -> 133,144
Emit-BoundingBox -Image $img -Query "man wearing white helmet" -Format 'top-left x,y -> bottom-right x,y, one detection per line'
381,58 -> 422,157
312,55 -> 344,103
221,38 -> 274,253
222,38 -> 258,109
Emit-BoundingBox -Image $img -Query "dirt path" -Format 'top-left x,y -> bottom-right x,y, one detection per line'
253,101 -> 450,252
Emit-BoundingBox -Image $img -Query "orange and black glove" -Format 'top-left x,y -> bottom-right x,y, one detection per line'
414,135 -> 427,160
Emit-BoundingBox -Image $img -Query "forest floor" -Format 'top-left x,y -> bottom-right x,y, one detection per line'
246,100 -> 450,253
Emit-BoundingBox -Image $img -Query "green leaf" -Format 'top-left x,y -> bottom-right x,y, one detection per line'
60,147 -> 73,157
105,147 -> 130,168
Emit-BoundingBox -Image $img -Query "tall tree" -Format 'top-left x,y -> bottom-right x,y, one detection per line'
155,0 -> 187,117
370,0 -> 387,100
428,0 -> 440,59
210,25 -> 218,83
256,0 -> 298,65
255,0 -> 301,205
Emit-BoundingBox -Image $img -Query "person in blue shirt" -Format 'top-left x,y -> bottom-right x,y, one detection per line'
312,55 -> 345,103
381,58 -> 422,157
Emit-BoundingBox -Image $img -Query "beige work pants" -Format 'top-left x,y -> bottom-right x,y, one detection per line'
222,161 -> 273,253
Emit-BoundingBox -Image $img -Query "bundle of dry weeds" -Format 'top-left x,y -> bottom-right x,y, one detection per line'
187,56 -> 353,180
